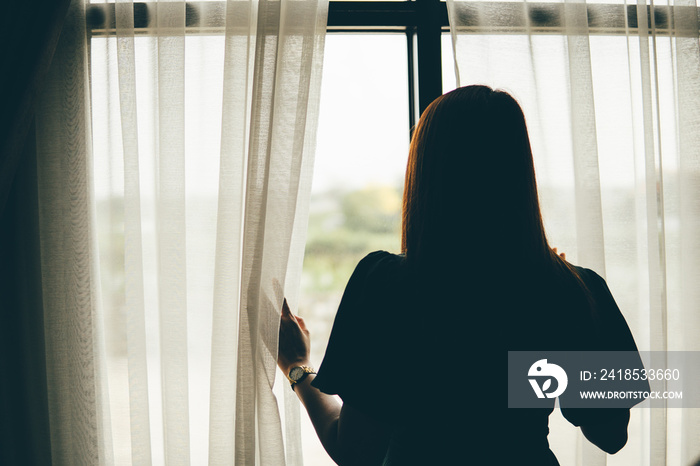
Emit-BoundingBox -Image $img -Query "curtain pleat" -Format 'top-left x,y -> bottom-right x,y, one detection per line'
233,1 -> 327,463
674,4 -> 700,465
447,0 -> 700,464
35,1 -> 114,464
115,1 -> 153,464
564,0 -> 606,283
207,0 -> 256,463
634,5 -> 670,465
279,7 -> 328,463
153,2 -> 192,464
232,4 -> 283,461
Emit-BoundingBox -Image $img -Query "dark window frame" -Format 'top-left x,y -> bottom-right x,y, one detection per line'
325,0 -> 450,126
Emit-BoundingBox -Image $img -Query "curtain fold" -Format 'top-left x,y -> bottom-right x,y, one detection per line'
675,6 -> 700,466
230,1 -> 328,464
34,0 -> 328,464
35,0 -> 114,463
446,1 -> 700,465
115,1 -> 153,464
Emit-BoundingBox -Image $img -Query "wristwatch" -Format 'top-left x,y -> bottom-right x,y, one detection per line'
287,365 -> 316,390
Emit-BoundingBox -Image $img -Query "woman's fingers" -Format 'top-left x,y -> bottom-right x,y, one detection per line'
280,297 -> 307,331
279,299 -> 308,334
281,298 -> 298,324
281,298 -> 304,332
277,297 -> 312,373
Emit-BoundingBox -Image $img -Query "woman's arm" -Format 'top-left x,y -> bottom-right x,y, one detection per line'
292,374 -> 391,465
278,299 -> 391,465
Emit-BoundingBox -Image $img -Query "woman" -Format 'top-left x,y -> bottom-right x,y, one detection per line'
278,85 -> 644,465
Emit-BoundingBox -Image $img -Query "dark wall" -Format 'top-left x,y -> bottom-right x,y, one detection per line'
0,127 -> 52,465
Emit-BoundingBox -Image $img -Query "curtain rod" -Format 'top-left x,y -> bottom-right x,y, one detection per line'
86,2 -> 697,37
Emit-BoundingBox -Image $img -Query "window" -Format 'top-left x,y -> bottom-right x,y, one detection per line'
87,2 -> 695,464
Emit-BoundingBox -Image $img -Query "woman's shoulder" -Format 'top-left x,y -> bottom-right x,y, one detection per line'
570,265 -> 615,299
343,250 -> 416,315
571,264 -> 602,281
340,250 -> 404,299
357,249 -> 404,266
352,250 -> 406,281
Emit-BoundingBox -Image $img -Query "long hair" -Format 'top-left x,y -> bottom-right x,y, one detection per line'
401,85 -> 590,299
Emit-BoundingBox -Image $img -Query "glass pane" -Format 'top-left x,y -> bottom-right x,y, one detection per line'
442,33 -> 457,93
301,33 -> 409,465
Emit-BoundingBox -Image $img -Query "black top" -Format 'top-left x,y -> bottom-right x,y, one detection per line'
311,250 -> 644,465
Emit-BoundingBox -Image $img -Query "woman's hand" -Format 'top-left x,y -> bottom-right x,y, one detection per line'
278,298 -> 311,376
553,247 -> 566,260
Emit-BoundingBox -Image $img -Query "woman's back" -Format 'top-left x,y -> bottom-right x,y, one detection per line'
312,250 -> 640,464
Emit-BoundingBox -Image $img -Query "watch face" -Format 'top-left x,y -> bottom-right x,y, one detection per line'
289,367 -> 305,382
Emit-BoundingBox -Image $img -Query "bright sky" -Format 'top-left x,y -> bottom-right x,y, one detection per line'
313,34 -> 411,193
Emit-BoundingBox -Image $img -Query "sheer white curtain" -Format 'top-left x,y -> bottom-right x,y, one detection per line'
34,0 -> 328,464
445,1 -> 700,465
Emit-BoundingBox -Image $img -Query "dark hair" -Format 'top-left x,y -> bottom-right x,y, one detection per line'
401,85 -> 592,301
